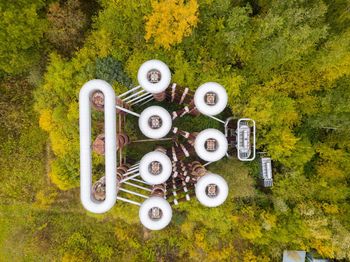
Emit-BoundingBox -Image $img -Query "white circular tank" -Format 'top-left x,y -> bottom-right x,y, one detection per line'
195,173 -> 228,207
194,128 -> 228,162
194,82 -> 228,116
138,106 -> 172,139
139,151 -> 172,185
139,196 -> 172,230
137,60 -> 171,93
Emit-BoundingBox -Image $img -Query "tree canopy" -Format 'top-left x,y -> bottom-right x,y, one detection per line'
1,0 -> 349,260
0,1 -> 47,74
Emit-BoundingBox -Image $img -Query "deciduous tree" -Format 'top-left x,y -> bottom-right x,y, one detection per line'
144,0 -> 199,49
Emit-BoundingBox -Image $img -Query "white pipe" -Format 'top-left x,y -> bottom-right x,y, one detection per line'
118,86 -> 142,98
121,172 -> 140,182
123,181 -> 152,192
207,114 -> 226,124
252,119 -> 256,160
128,165 -> 140,170
131,137 -> 172,143
115,105 -> 140,117
130,94 -> 153,106
203,162 -> 213,167
123,166 -> 140,176
129,178 -> 151,185
80,79 -> 117,214
119,188 -> 149,199
117,196 -> 141,206
127,92 -> 151,104
139,97 -> 154,106
122,89 -> 147,102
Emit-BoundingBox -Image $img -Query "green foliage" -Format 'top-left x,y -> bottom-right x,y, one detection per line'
46,0 -> 88,56
0,1 -> 47,74
95,56 -> 133,87
324,0 -> 350,33
308,76 -> 350,130
1,0 -> 350,260
32,0 -> 350,259
0,78 -> 46,203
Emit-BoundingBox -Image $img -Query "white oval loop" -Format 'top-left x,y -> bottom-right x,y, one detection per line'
79,79 -> 117,213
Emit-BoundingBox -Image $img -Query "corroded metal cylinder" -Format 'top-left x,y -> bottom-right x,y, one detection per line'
92,173 -> 123,201
172,128 -> 197,141
91,91 -> 130,114
151,184 -> 167,197
190,161 -> 207,179
155,146 -> 167,155
92,134 -> 105,155
153,91 -> 166,102
188,104 -> 200,117
93,133 -> 130,155
117,165 -> 129,175
91,91 -> 105,111
92,176 -> 106,201
116,97 -> 130,115
167,142 -> 195,161
117,133 -> 130,149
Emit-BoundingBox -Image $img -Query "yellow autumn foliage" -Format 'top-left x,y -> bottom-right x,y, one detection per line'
50,130 -> 69,156
322,203 -> 339,215
144,0 -> 199,49
313,239 -> 335,258
49,169 -> 70,190
34,189 -> 57,209
39,109 -> 53,132
62,252 -> 91,262
317,163 -> 346,180
243,250 -> 259,262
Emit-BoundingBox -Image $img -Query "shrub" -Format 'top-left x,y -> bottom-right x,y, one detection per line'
46,0 -> 88,56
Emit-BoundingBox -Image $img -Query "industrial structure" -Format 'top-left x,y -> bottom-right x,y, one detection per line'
79,59 -> 266,230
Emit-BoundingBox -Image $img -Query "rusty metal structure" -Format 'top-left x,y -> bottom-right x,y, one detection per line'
80,59 -> 258,230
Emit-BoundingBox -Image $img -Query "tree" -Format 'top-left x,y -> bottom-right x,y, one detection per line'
46,0 -> 88,56
95,56 -> 133,87
308,76 -> 350,131
0,1 -> 46,74
144,0 -> 199,49
30,0 -> 350,260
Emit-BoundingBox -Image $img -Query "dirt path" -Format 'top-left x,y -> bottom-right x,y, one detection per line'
44,141 -> 84,213
45,141 -> 52,185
